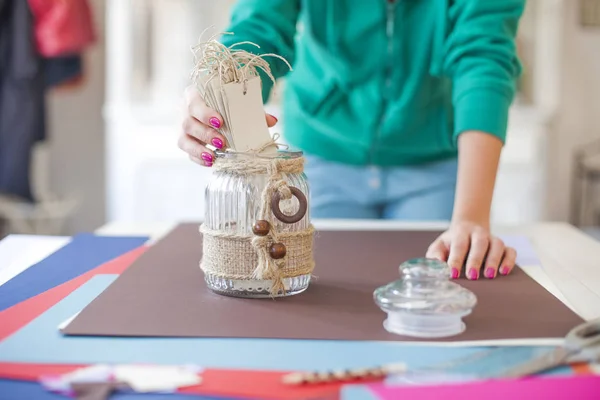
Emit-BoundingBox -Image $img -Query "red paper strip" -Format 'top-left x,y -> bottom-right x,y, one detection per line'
0,246 -> 147,341
0,363 -> 345,400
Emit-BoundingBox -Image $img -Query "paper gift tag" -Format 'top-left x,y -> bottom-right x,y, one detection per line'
222,76 -> 277,154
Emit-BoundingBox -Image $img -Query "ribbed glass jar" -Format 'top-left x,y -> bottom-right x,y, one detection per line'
202,150 -> 311,298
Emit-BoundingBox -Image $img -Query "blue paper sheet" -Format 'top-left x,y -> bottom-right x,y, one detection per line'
339,385 -> 380,400
0,234 -> 147,311
0,275 -> 566,376
0,380 -> 225,400
0,380 -> 66,400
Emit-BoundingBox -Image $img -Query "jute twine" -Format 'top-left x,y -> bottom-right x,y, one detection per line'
190,29 -> 292,104
200,155 -> 315,295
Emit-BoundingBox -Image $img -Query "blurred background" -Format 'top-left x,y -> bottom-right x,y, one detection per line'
1,0 -> 600,238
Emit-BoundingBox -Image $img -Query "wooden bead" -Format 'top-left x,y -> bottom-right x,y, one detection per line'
269,243 -> 287,259
252,220 -> 271,236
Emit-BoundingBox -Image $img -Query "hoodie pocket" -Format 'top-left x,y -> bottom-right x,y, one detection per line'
309,79 -> 345,116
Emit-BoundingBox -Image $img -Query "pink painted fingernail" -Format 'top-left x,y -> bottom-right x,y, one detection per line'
201,152 -> 213,162
451,268 -> 459,279
211,137 -> 223,149
205,161 -> 213,167
485,268 -> 496,279
500,266 -> 510,275
209,117 -> 221,129
468,268 -> 478,280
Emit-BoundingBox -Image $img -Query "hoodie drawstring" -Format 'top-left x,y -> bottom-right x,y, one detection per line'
429,0 -> 448,77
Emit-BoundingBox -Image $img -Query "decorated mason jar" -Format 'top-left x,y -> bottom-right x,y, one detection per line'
200,149 -> 315,298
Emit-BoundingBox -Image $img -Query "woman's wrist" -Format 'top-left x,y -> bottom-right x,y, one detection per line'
451,218 -> 490,232
451,209 -> 490,230
452,130 -> 502,230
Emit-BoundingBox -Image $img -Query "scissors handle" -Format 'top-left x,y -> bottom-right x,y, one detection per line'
500,319 -> 600,379
565,318 -> 600,350
499,347 -> 571,379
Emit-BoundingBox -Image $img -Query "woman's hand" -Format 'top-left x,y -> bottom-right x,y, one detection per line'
429,131 -> 516,280
178,85 -> 278,166
425,220 -> 517,280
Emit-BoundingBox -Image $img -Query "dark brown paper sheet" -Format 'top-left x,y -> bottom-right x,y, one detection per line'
63,224 -> 583,341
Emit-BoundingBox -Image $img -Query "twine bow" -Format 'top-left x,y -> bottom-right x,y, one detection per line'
251,158 -> 294,294
247,132 -> 289,155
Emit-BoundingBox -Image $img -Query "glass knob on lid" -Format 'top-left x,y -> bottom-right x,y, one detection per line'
373,258 -> 477,338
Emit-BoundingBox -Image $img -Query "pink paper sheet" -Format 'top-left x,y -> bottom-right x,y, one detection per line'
369,375 -> 600,400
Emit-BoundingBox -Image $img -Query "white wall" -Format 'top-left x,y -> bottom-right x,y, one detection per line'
45,0 -> 106,233
544,0 -> 600,222
104,0 -> 236,224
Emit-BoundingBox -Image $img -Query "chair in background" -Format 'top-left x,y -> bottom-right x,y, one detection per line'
0,144 -> 79,237
570,137 -> 600,240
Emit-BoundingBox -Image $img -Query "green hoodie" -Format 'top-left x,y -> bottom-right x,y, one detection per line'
221,0 -> 524,166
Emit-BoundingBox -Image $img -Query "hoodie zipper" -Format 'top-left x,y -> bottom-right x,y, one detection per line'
369,0 -> 397,164
384,0 -> 397,94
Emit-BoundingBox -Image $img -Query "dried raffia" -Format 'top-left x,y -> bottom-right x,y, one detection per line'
193,31 -> 314,297
190,30 -> 292,148
190,30 -> 290,87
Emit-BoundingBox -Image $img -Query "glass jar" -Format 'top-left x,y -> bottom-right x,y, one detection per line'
201,149 -> 312,298
374,258 -> 477,338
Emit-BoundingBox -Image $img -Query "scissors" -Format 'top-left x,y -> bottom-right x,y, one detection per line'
499,318 -> 600,378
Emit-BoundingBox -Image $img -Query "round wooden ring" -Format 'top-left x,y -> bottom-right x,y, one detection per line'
271,186 -> 307,224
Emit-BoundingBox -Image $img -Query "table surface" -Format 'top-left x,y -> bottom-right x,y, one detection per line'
0,221 -> 598,400
1,219 -> 599,322
95,220 -> 600,322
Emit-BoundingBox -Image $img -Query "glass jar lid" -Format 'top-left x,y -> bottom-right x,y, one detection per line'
373,258 -> 477,338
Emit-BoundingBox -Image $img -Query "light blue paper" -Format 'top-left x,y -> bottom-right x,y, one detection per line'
339,385 -> 380,400
0,275 -> 491,371
0,275 -> 570,381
